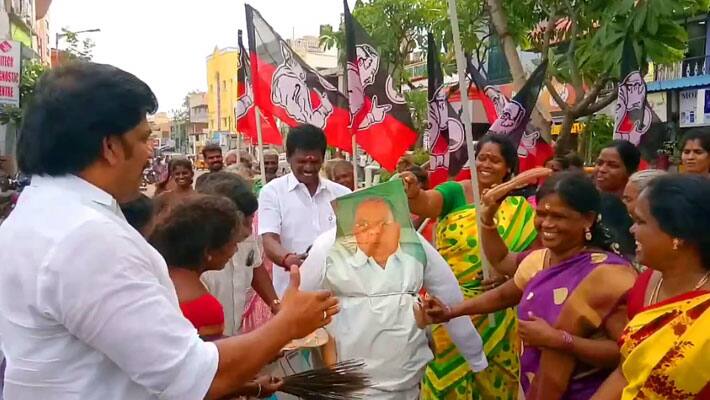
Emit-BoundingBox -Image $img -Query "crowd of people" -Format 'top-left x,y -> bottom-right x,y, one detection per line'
0,61 -> 709,400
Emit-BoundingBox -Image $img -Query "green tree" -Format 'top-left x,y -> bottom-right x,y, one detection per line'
60,28 -> 96,61
492,0 -> 710,153
583,114 -> 613,164
0,60 -> 49,125
342,0 -> 493,88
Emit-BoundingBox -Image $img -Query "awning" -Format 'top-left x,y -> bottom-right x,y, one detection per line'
647,74 -> 710,93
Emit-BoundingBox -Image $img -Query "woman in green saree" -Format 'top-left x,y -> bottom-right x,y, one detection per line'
403,134 -> 539,399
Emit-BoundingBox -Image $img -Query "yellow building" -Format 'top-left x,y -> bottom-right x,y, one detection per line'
206,46 -> 239,134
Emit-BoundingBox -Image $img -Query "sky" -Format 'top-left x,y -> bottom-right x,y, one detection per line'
50,0 -> 353,113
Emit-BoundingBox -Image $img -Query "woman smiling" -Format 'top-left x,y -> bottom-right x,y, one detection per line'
403,134 -> 539,400
425,172 -> 637,399
592,175 -> 710,399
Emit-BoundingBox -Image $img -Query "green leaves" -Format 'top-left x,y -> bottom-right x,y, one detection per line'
60,28 -> 95,61
0,60 -> 49,126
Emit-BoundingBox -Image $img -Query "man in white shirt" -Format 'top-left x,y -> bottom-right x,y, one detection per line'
259,124 -> 351,297
300,187 -> 487,399
0,62 -> 338,400
198,172 -> 280,335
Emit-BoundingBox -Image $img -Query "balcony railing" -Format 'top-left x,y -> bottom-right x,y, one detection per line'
654,56 -> 710,81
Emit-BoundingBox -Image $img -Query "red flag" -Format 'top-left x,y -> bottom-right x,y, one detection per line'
236,30 -> 282,146
344,1 -> 417,171
472,61 -> 554,172
245,5 -> 351,152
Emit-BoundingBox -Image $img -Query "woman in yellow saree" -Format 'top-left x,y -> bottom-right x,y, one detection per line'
592,175 -> 710,400
403,135 -> 538,400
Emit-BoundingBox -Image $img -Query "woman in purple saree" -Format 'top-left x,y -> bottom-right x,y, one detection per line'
426,172 -> 637,400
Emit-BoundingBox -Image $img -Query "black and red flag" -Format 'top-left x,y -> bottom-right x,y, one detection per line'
614,38 -> 654,147
245,5 -> 351,152
236,29 -> 282,146
486,61 -> 554,172
343,0 -> 418,171
425,33 -> 468,187
467,63 -> 508,119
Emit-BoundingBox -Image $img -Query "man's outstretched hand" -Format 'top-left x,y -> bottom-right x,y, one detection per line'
279,266 -> 339,339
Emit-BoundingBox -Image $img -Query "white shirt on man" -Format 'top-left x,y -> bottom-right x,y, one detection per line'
300,228 -> 487,399
0,175 -> 218,400
201,232 -> 263,336
258,173 -> 350,296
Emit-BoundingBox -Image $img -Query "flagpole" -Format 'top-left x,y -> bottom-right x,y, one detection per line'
447,0 -> 495,326
352,134 -> 358,189
255,106 -> 267,181
236,30 -> 242,168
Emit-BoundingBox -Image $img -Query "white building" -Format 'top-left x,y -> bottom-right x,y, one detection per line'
287,35 -> 337,70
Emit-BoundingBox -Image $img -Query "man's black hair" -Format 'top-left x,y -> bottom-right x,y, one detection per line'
17,62 -> 158,176
168,158 -> 193,173
285,124 -> 327,158
202,143 -> 222,157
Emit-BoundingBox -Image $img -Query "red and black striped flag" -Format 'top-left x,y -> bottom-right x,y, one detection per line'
425,33 -> 468,187
343,0 -> 418,171
245,4 -> 351,152
236,29 -> 282,146
486,61 -> 554,172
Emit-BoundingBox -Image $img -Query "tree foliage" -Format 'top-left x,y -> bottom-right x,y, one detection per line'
499,0 -> 710,152
60,28 -> 96,61
0,60 -> 49,125
318,0 -> 707,152
584,114 -> 613,163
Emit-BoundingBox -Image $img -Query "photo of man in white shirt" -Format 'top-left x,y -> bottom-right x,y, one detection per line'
300,180 -> 487,399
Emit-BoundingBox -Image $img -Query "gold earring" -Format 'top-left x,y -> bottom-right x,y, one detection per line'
672,239 -> 680,251
585,227 -> 592,241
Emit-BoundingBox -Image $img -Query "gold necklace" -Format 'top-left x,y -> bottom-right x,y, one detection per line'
651,271 -> 710,304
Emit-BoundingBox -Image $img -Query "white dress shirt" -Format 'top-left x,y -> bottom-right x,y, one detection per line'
258,173 -> 350,296
0,175 -> 218,400
300,228 -> 487,399
201,233 -> 262,336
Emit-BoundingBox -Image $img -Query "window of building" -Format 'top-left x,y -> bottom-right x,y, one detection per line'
683,19 -> 707,77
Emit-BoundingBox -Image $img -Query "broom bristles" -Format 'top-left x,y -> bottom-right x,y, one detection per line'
279,359 -> 370,400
